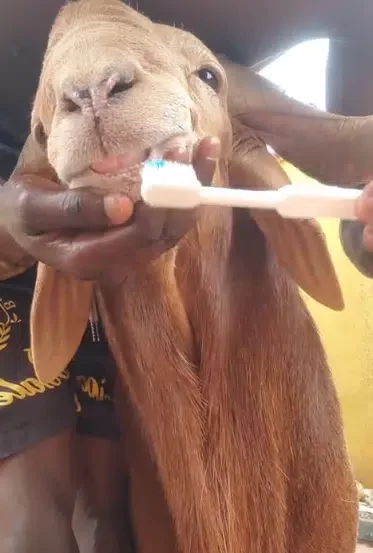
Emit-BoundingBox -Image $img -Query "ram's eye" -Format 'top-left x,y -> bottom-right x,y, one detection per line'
33,122 -> 47,148
196,68 -> 220,91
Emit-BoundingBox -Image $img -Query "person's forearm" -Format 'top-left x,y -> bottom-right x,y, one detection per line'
0,178 -> 35,279
339,219 -> 373,278
338,183 -> 373,278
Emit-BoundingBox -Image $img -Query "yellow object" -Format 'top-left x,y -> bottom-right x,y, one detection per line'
282,161 -> 373,487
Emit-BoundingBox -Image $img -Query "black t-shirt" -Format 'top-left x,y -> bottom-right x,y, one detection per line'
1,267 -> 37,291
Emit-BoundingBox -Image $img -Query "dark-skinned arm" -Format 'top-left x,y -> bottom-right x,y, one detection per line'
339,183 -> 373,278
0,138 -> 219,283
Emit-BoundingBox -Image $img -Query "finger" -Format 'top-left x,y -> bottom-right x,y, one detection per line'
20,202 -> 167,269
195,136 -> 221,161
15,183 -> 134,235
163,148 -> 191,165
148,139 -> 218,238
22,217 -> 167,280
193,136 -> 221,186
356,181 -> 373,223
163,137 -> 221,187
22,198 -> 194,281
11,174 -> 62,192
363,224 -> 373,253
146,147 -> 197,234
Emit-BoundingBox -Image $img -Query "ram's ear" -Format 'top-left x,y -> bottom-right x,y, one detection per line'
228,120 -> 344,311
10,129 -> 94,382
31,263 -> 94,382
13,127 -> 56,181
219,54 -> 373,186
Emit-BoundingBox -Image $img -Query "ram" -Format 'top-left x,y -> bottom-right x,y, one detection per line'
4,0 -> 365,551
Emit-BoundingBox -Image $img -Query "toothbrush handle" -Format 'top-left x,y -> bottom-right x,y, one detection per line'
277,185 -> 362,220
199,187 -> 280,209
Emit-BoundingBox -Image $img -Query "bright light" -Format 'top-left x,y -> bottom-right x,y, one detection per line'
259,39 -> 329,111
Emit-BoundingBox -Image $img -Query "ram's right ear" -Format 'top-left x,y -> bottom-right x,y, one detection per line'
31,263 -> 94,383
12,124 -> 56,181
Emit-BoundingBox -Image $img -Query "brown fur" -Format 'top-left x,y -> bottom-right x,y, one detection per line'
9,1 -> 357,552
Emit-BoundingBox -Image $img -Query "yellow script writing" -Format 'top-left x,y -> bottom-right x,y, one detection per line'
0,372 -> 70,406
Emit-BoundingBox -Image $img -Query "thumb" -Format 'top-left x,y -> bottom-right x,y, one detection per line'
8,175 -> 134,235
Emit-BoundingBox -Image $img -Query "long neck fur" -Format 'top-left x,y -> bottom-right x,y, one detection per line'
97,190 -> 357,553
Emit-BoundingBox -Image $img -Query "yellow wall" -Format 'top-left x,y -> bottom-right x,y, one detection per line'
282,162 -> 373,487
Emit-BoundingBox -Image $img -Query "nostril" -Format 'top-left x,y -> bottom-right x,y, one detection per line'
107,76 -> 135,99
64,96 -> 81,113
109,80 -> 134,97
62,88 -> 90,113
61,72 -> 135,114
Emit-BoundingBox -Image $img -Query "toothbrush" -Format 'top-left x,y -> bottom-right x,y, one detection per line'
141,159 -> 362,221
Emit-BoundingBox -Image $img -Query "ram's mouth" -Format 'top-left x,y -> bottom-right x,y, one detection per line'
68,133 -> 196,202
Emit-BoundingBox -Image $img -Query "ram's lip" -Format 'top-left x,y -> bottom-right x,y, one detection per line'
67,133 -> 197,189
90,149 -> 150,176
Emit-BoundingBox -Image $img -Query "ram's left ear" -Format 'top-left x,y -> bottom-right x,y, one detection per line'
219,54 -> 373,186
228,119 -> 344,311
12,131 -> 94,383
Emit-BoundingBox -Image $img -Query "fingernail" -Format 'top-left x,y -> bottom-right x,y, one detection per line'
355,193 -> 363,216
207,140 -> 221,160
164,147 -> 189,160
356,195 -> 373,223
363,225 -> 373,253
210,136 -> 220,145
104,194 -> 134,225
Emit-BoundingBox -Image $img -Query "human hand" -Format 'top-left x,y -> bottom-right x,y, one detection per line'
0,136 -> 220,282
356,181 -> 373,253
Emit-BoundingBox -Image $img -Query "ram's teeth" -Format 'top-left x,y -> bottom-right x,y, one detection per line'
148,133 -> 197,162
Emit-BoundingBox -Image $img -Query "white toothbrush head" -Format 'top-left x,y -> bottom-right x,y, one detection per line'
141,159 -> 201,208
141,159 -> 362,221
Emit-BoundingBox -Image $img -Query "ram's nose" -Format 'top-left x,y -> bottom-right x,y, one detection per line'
63,71 -> 135,116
